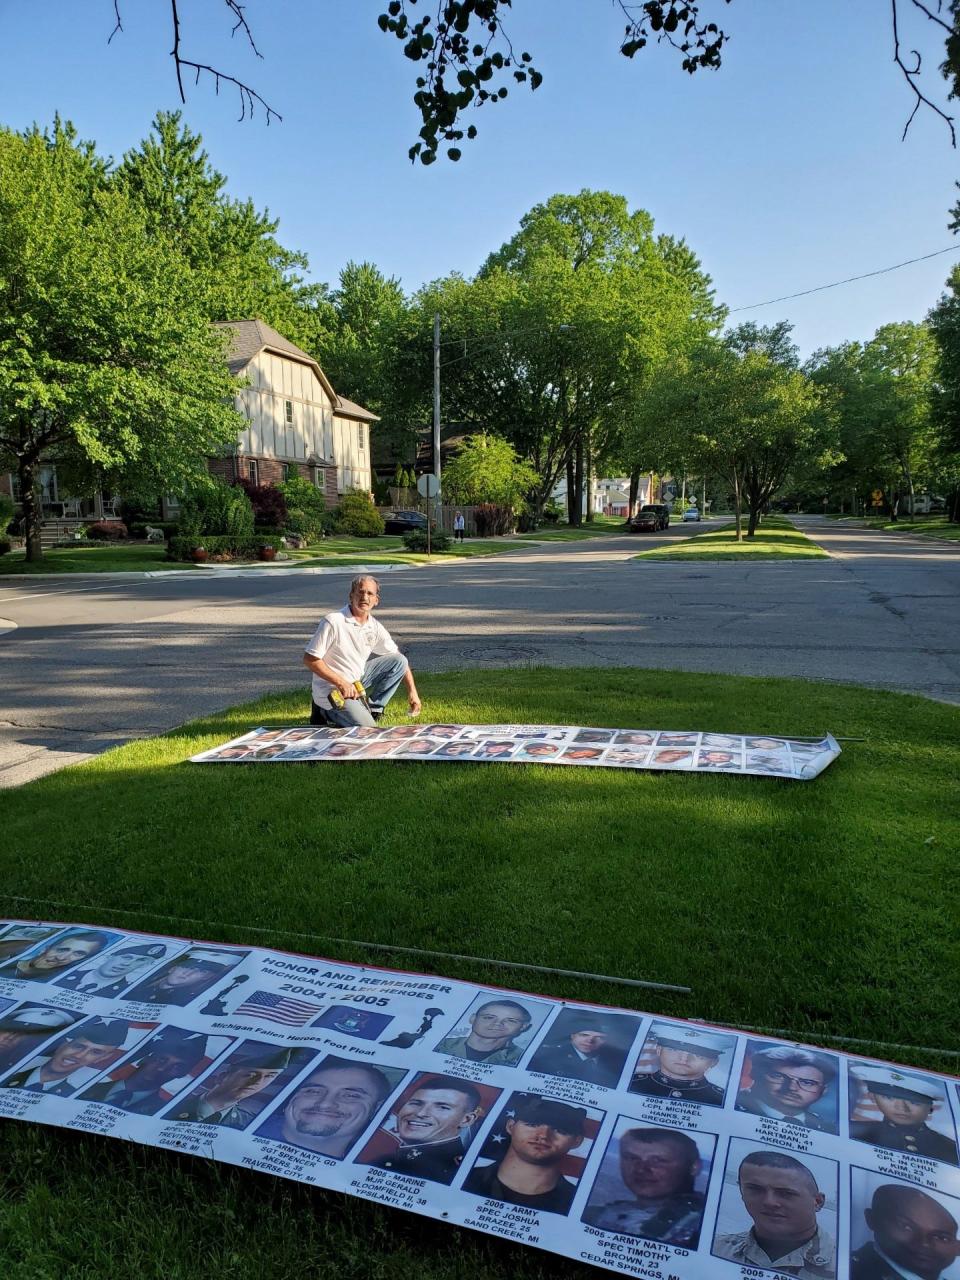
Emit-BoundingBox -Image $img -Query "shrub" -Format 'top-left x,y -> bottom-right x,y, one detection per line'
168,534 -> 282,562
334,489 -> 385,537
237,479 -> 288,530
85,520 -> 129,541
179,480 -> 254,539
542,500 -> 563,524
278,474 -> 327,541
402,527 -> 451,552
0,538 -> 11,557
473,503 -> 515,536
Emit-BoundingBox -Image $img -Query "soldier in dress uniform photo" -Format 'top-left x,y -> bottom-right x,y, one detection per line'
360,1074 -> 488,1184
851,1183 -> 960,1280
629,1024 -> 733,1106
712,1148 -> 837,1280
122,950 -> 242,1007
582,1125 -> 713,1247
527,1009 -> 639,1088
56,942 -> 169,998
462,1094 -> 590,1215
849,1066 -> 959,1164
80,1028 -> 211,1114
736,1044 -> 839,1133
0,1018 -> 130,1096
0,1005 -> 81,1074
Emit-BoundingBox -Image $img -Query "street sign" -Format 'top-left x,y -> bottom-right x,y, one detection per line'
417,473 -> 440,498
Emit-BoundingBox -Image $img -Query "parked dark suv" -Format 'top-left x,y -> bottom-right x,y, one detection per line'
640,503 -> 670,530
628,509 -> 660,532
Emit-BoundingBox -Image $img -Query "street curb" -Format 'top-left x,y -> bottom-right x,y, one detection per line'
0,618 -> 16,636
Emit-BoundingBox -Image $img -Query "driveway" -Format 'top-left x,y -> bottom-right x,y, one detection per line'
0,517 -> 958,785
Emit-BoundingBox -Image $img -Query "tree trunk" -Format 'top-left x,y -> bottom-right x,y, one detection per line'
571,434 -> 584,527
732,469 -> 743,542
746,502 -> 760,538
585,434 -> 594,522
19,456 -> 43,562
565,450 -> 576,525
628,470 -> 640,520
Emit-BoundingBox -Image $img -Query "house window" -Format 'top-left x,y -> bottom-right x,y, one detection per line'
247,459 -> 259,485
9,474 -> 20,502
282,463 -> 295,482
358,424 -> 365,453
285,400 -> 294,424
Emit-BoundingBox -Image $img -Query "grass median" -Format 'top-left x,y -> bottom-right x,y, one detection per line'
0,666 -> 957,1280
635,515 -> 827,561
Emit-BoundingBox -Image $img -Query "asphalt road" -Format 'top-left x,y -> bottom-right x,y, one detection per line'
0,516 -> 957,786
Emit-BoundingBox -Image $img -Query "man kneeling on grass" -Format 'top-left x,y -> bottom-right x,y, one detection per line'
304,576 -> 421,727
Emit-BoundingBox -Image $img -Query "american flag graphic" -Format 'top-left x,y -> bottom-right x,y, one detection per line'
234,990 -> 323,1026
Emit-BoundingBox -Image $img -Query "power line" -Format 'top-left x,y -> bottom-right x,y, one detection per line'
728,244 -> 960,313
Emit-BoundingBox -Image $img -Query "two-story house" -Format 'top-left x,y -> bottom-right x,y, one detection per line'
1,319 -> 378,538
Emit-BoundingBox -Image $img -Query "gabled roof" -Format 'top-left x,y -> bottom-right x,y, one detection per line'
334,395 -> 380,423
215,319 -> 339,403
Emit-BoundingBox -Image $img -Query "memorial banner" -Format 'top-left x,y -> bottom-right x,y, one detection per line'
191,725 -> 842,780
1,919 -> 958,1279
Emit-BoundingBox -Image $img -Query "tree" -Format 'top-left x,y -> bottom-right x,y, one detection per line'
0,122 -> 241,560
103,3 -> 960,161
634,336 -> 830,539
440,433 -> 537,508
927,266 -> 960,519
116,112 -> 333,353
419,191 -> 720,524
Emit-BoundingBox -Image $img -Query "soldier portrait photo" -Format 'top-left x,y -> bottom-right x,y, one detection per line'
0,1003 -> 82,1074
712,1141 -> 838,1280
526,1008 -> 641,1089
628,1023 -> 735,1106
121,947 -> 248,1008
356,1072 -> 499,1184
0,928 -> 119,983
55,941 -> 171,998
736,1042 -> 840,1133
581,1121 -> 716,1247
435,992 -> 548,1067
850,1170 -> 960,1280
0,1017 -> 142,1097
169,1041 -> 314,1130
255,1055 -> 403,1159
849,1066 -> 959,1165
462,1092 -> 601,1216
80,1027 -> 226,1115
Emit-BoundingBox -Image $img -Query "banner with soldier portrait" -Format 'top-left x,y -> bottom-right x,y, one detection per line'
1,918 -> 958,1280
191,724 -> 841,780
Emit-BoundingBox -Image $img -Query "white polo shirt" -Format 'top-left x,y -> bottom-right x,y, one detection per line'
305,605 -> 400,707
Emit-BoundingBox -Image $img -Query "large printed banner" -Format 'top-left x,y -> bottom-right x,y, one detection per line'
1,920 -> 958,1280
191,724 -> 842,780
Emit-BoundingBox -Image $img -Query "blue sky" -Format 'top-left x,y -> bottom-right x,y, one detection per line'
5,1 -> 960,356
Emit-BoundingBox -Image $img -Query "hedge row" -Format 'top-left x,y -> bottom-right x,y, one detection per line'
168,535 -> 283,562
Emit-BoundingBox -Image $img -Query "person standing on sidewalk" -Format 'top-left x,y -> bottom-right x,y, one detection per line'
453,511 -> 466,542
304,576 -> 421,727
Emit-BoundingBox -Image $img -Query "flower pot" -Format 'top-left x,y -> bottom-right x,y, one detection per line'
258,545 -> 277,561
191,547 -> 208,563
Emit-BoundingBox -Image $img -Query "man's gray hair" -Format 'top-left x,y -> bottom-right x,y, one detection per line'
350,575 -> 381,596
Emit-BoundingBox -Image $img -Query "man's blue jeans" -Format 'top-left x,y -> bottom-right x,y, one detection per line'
315,653 -> 409,728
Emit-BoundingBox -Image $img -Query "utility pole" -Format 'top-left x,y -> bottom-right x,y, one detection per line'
433,313 -> 441,487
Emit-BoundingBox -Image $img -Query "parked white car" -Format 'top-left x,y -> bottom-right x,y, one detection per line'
682,507 -> 701,522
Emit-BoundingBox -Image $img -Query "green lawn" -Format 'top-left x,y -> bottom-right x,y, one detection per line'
0,535 -> 533,576
861,517 -> 960,542
0,544 -> 197,574
635,515 -> 828,560
0,666 -> 957,1280
516,516 -> 627,541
